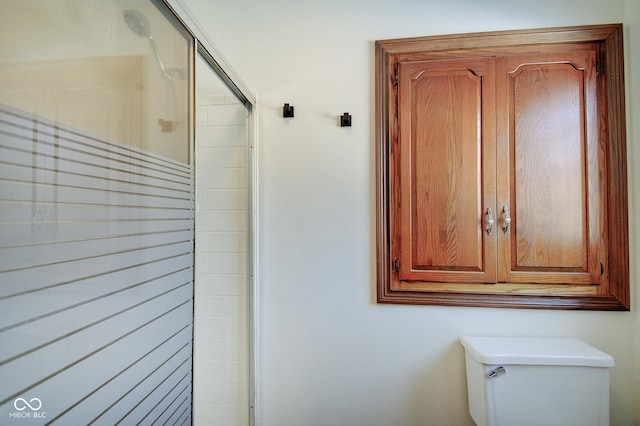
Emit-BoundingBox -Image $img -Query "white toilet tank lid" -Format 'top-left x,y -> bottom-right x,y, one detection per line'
461,336 -> 615,367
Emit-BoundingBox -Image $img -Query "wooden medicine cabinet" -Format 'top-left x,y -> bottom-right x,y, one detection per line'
375,24 -> 629,310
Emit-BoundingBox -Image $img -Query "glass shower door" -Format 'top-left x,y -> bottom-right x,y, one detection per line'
193,50 -> 252,425
0,1 -> 194,423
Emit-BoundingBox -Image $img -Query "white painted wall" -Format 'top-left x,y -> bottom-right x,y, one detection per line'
183,0 -> 638,424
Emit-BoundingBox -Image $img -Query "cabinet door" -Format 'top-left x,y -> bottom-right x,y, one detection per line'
496,49 -> 606,285
377,25 -> 628,309
393,58 -> 497,284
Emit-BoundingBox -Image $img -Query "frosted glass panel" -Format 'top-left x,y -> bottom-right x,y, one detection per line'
0,1 -> 193,424
0,0 -> 191,163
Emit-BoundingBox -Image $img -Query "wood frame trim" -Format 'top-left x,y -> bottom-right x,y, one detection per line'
375,24 -> 629,310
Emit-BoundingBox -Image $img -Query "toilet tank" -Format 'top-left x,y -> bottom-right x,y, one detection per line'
461,336 -> 614,426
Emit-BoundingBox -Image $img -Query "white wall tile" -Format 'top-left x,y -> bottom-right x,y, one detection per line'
207,296 -> 228,317
226,361 -> 246,384
227,168 -> 246,189
194,97 -> 249,426
207,105 -> 227,126
195,253 -> 207,274
227,275 -> 246,296
227,318 -> 246,339
194,296 -> 208,318
196,168 -> 208,188
195,192 -> 208,217
207,274 -> 228,295
227,295 -> 246,318
196,106 -> 208,127
207,168 -> 228,189
206,382 -> 228,404
195,231 -> 208,253
227,340 -> 246,363
206,126 -> 228,147
207,232 -> 229,253
206,318 -> 228,338
207,404 -> 237,425
195,273 -> 208,295
227,189 -> 246,210
227,213 -> 246,232
227,254 -> 246,275
227,147 -> 246,168
206,211 -> 227,231
226,104 -> 246,125
193,321 -> 207,339
200,95 -> 226,106
207,189 -> 228,210
206,252 -> 227,274
228,232 -> 246,253
194,337 -> 208,360
205,362 -> 227,383
209,338 -> 228,361
208,147 -> 230,168
227,125 -> 246,146
196,134 -> 208,167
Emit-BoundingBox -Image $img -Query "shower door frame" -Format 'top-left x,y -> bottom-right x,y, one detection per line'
161,0 -> 259,424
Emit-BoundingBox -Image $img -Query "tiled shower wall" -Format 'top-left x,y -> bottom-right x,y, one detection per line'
194,96 -> 248,426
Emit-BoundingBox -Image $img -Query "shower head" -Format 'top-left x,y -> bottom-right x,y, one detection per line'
122,9 -> 185,81
123,9 -> 151,38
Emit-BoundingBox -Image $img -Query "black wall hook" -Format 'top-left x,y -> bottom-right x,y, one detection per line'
340,112 -> 352,127
283,103 -> 294,118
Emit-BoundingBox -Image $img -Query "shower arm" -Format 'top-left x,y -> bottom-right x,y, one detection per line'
146,35 -> 171,80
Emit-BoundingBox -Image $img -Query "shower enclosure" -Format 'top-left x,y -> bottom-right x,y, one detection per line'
0,1 -> 255,424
